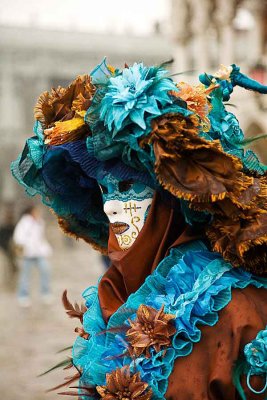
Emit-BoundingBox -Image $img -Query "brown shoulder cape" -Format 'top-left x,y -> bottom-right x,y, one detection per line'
97,191 -> 267,399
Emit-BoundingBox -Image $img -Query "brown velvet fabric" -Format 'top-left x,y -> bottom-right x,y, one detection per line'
166,286 -> 267,400
144,113 -> 252,203
98,191 -> 203,321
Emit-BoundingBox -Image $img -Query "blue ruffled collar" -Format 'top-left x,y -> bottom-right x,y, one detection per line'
72,240 -> 267,399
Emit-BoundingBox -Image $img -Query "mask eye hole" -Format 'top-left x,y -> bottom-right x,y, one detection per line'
99,184 -> 108,195
118,180 -> 134,193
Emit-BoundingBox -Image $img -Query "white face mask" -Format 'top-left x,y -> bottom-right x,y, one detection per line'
99,176 -> 154,250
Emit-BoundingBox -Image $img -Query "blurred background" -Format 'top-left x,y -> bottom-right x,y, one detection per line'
0,0 -> 267,398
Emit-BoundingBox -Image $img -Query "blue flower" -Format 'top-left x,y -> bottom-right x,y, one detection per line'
85,61 -> 188,175
244,327 -> 267,375
95,62 -> 178,132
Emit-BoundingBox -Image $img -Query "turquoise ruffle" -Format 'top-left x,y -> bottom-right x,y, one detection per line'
72,240 -> 267,399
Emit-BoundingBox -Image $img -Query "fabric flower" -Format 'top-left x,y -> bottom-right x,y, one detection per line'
141,111 -> 254,204
207,210 -> 267,275
126,305 -> 176,358
171,82 -> 217,131
244,327 -> 267,375
34,75 -> 95,145
96,366 -> 152,400
91,62 -> 177,132
214,64 -> 233,81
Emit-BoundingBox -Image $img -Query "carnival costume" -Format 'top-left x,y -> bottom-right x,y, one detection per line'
12,60 -> 267,399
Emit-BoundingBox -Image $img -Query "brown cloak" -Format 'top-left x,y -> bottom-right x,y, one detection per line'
97,191 -> 267,399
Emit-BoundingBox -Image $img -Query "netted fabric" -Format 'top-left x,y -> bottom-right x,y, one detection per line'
11,127 -> 156,251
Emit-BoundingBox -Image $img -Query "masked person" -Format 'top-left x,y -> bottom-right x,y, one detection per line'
11,61 -> 267,399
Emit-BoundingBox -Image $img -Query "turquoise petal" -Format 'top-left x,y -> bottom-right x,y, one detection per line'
90,57 -> 111,85
129,109 -> 146,129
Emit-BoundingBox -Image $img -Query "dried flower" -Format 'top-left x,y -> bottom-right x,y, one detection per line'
35,75 -> 94,127
96,366 -> 152,400
62,290 -> 89,340
47,366 -> 81,393
214,64 -> 233,81
34,75 -> 95,145
171,82 -> 217,131
62,290 -> 87,323
74,327 -> 90,340
126,305 -> 176,358
140,112 -> 199,149
58,385 -> 97,398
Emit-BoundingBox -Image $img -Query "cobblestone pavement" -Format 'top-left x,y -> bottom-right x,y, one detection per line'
0,229 -> 104,400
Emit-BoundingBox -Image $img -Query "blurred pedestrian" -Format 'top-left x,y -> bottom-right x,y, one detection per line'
0,203 -> 17,285
13,205 -> 53,307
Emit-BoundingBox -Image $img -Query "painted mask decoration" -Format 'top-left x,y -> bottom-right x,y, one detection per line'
99,174 -> 154,250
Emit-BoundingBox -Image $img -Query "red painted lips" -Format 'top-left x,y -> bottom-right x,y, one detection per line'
111,222 -> 130,235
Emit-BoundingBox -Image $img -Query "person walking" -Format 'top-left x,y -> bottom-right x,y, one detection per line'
0,204 -> 17,286
13,206 -> 52,307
